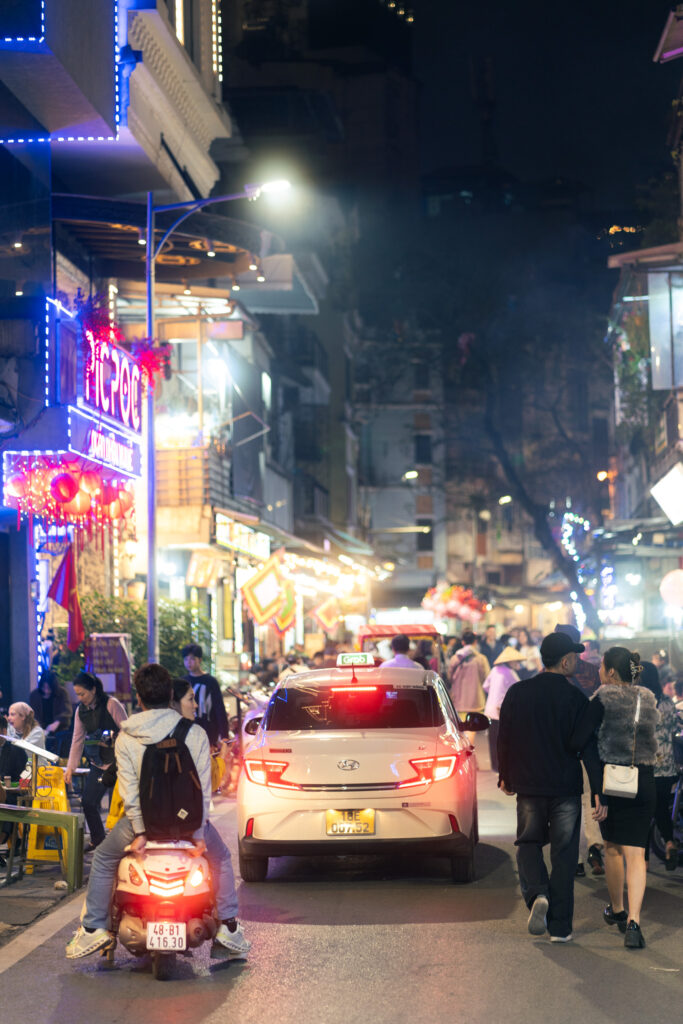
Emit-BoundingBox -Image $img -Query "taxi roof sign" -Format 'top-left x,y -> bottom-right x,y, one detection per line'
336,652 -> 375,667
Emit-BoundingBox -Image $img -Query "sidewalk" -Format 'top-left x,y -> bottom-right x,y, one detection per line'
0,859 -> 84,949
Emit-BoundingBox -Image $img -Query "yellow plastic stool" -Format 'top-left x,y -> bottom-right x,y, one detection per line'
105,779 -> 125,830
27,766 -> 71,863
211,751 -> 226,792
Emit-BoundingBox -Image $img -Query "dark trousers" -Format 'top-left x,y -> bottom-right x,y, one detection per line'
515,795 -> 581,938
488,719 -> 500,772
82,765 -> 110,846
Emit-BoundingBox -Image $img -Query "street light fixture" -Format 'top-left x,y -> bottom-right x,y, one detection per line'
145,180 -> 290,661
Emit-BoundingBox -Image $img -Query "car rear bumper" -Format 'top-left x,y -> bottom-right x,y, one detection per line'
239,832 -> 472,859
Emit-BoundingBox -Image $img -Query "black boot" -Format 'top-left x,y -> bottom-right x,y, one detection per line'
624,920 -> 645,949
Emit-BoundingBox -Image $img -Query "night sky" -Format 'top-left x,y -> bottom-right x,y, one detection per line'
414,0 -> 681,207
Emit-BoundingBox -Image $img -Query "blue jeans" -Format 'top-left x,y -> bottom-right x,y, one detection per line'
83,817 -> 239,930
515,795 -> 581,939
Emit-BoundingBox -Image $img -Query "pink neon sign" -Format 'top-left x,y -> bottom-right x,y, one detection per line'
82,330 -> 142,434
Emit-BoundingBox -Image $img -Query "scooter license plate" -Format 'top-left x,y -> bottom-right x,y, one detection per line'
146,922 -> 187,950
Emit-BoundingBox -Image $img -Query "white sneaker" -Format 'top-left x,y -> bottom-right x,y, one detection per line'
214,922 -> 251,956
65,925 -> 113,959
527,895 -> 549,936
550,934 -> 573,942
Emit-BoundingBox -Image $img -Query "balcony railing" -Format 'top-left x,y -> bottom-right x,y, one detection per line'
156,441 -> 232,509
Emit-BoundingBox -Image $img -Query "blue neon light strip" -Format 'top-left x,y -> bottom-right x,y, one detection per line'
0,1 -> 120,145
1,0 -> 45,43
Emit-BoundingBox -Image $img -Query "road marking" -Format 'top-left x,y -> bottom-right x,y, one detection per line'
0,892 -> 82,975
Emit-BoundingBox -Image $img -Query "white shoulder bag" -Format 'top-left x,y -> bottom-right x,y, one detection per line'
602,691 -> 641,799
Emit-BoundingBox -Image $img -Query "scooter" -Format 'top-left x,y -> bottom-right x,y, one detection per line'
103,840 -> 217,980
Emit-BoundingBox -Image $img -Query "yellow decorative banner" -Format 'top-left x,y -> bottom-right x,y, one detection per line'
241,554 -> 285,625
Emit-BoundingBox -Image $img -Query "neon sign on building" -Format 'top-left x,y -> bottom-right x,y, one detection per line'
80,329 -> 142,435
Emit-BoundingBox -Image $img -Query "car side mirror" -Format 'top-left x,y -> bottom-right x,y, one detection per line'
462,712 -> 489,732
244,716 -> 262,735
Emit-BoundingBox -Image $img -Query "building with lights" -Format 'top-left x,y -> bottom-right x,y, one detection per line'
0,1 -> 392,697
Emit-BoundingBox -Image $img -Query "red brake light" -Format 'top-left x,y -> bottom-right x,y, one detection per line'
398,750 -> 472,788
330,686 -> 377,693
244,759 -> 301,790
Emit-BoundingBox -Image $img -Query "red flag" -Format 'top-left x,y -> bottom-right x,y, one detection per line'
47,544 -> 85,652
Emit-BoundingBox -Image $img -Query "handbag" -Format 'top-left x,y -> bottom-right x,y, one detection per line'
602,691 -> 641,799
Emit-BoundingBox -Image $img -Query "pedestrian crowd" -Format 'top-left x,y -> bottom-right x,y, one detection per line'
1,624 -> 680,961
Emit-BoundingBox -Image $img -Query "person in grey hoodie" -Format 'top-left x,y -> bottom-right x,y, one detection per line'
66,663 -> 250,961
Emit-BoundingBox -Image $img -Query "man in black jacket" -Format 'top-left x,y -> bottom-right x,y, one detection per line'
182,643 -> 229,747
498,632 -> 606,942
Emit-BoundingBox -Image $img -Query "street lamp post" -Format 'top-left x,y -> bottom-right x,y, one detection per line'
145,181 -> 290,662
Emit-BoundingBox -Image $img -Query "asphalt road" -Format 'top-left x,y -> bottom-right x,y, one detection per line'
0,760 -> 681,1024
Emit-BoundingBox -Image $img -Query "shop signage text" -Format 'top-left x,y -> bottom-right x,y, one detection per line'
215,513 -> 270,560
69,407 -> 142,478
80,330 -> 142,434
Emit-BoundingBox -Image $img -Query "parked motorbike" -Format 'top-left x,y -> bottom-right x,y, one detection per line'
103,840 -> 217,980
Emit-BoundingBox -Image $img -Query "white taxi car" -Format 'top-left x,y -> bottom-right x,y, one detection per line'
236,653 -> 489,883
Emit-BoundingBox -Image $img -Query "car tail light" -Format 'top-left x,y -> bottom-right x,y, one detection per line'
398,750 -> 472,788
244,759 -> 301,790
245,817 -> 254,838
330,686 -> 377,693
448,814 -> 460,833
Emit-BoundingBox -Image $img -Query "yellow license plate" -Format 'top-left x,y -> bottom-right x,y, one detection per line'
326,808 -> 375,836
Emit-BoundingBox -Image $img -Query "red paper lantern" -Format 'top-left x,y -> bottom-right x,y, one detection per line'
81,470 -> 102,495
6,473 -> 29,499
117,488 -> 133,513
101,484 -> 119,505
51,472 -> 79,504
108,499 -> 123,520
61,490 -> 92,517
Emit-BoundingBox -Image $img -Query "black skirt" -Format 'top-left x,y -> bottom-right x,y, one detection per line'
600,764 -> 656,848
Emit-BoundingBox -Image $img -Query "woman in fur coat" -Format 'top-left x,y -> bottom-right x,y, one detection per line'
572,647 -> 658,949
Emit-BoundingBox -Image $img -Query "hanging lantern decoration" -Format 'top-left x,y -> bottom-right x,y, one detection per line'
3,454 -> 136,539
107,498 -> 123,520
117,488 -> 133,513
81,470 -> 102,495
421,584 -> 486,622
6,473 -> 29,499
50,472 -> 79,504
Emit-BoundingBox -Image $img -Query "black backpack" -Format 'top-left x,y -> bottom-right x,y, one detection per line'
139,718 -> 204,840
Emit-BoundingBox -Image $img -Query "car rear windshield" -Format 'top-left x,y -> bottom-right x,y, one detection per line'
263,683 -> 442,731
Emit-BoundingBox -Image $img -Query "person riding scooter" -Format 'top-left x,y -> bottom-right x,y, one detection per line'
66,663 -> 250,960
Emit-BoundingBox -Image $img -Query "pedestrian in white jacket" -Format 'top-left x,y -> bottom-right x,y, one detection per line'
482,646 -> 524,772
66,663 -> 250,961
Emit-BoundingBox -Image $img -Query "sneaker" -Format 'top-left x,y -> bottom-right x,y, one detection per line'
575,863 -> 586,877
65,925 -> 113,960
213,922 -> 251,956
550,934 -> 573,942
527,895 -> 549,936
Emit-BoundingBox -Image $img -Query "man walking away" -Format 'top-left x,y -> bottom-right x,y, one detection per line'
379,634 -> 421,669
449,631 -> 489,712
182,643 -> 229,747
480,626 -> 504,670
497,632 -> 606,942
